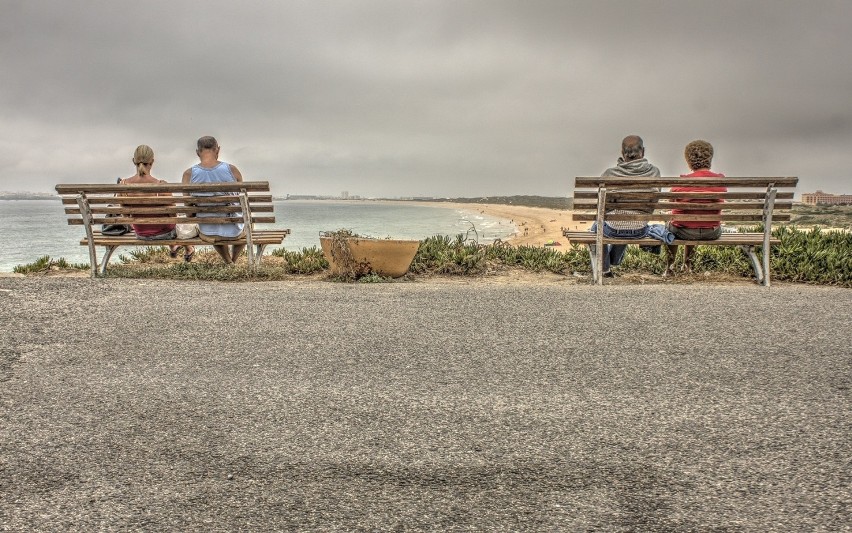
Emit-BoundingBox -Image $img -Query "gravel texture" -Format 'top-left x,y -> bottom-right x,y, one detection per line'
0,277 -> 850,531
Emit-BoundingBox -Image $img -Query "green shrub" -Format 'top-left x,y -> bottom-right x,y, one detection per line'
270,246 -> 328,274
411,235 -> 488,274
615,226 -> 851,286
411,235 -> 591,275
769,226 -> 852,286
13,256 -> 88,274
120,246 -> 172,263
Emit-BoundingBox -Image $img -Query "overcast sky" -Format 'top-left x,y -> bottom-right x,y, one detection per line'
2,0 -> 850,197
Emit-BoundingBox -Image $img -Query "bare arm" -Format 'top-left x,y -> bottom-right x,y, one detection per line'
157,178 -> 174,198
181,169 -> 194,216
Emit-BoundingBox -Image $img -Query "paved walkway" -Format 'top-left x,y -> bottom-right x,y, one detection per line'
1,278 -> 850,531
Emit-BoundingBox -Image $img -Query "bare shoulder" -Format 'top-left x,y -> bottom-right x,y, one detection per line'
229,164 -> 244,182
181,168 -> 192,183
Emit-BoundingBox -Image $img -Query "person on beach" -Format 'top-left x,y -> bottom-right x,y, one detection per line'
182,136 -> 245,265
664,140 -> 727,275
588,135 -> 661,277
120,145 -> 193,261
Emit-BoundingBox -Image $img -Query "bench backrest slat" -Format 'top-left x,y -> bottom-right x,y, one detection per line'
64,205 -> 275,215
67,216 -> 277,226
573,191 -> 795,200
55,181 -> 271,194
574,189 -> 795,202
60,194 -> 274,205
572,202 -> 793,211
574,176 -> 799,188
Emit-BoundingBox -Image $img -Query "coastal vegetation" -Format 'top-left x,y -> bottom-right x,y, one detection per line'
13,225 -> 851,287
790,204 -> 852,230
12,255 -> 87,274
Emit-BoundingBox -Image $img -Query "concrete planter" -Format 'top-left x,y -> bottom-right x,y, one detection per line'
320,236 -> 420,278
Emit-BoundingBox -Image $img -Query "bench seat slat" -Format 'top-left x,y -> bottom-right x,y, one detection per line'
80,229 -> 290,246
562,231 -> 779,246
572,201 -> 792,211
571,213 -> 791,222
68,216 -> 277,225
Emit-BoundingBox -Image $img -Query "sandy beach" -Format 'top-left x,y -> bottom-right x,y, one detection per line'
398,201 -> 590,247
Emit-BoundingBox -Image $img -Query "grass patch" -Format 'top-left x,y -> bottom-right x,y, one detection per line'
411,235 -> 590,275
13,255 -> 88,274
269,246 -> 328,274
769,226 -> 852,285
613,225 -> 851,286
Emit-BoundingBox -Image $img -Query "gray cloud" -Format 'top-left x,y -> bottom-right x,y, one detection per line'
1,0 -> 850,196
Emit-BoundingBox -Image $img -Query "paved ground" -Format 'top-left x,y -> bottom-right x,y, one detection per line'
1,277 -> 850,531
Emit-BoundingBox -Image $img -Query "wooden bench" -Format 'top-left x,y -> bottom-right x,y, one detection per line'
562,176 -> 799,285
56,181 -> 290,277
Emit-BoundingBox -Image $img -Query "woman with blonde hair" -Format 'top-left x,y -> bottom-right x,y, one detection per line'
121,145 -> 194,261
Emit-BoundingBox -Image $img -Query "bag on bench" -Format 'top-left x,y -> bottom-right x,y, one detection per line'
101,223 -> 129,236
176,223 -> 199,239
101,210 -> 130,236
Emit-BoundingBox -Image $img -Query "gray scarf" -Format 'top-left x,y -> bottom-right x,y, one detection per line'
602,157 -> 661,178
600,157 -> 661,221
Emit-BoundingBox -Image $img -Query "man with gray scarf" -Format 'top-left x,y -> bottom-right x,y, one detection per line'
589,135 -> 661,276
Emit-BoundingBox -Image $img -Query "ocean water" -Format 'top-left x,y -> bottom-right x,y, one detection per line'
0,200 -> 515,272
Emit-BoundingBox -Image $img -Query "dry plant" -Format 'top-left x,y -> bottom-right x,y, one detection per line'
320,229 -> 372,280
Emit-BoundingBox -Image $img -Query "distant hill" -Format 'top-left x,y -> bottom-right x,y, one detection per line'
790,203 -> 852,229
418,195 -> 572,210
0,192 -> 56,200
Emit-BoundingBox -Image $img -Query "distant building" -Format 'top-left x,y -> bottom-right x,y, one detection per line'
801,191 -> 852,206
341,191 -> 349,200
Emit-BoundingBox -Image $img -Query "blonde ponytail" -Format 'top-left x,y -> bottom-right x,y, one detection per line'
132,145 -> 155,177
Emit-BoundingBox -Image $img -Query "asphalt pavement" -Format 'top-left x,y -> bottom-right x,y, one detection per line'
1,277 -> 850,531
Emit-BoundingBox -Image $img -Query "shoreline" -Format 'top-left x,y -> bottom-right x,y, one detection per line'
383,200 -> 590,247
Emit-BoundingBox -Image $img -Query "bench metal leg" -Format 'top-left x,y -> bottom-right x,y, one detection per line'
88,253 -> 98,278
255,244 -> 267,266
587,244 -> 599,284
77,194 -> 99,278
763,246 -> 771,288
100,246 -> 119,275
740,245 -> 765,284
